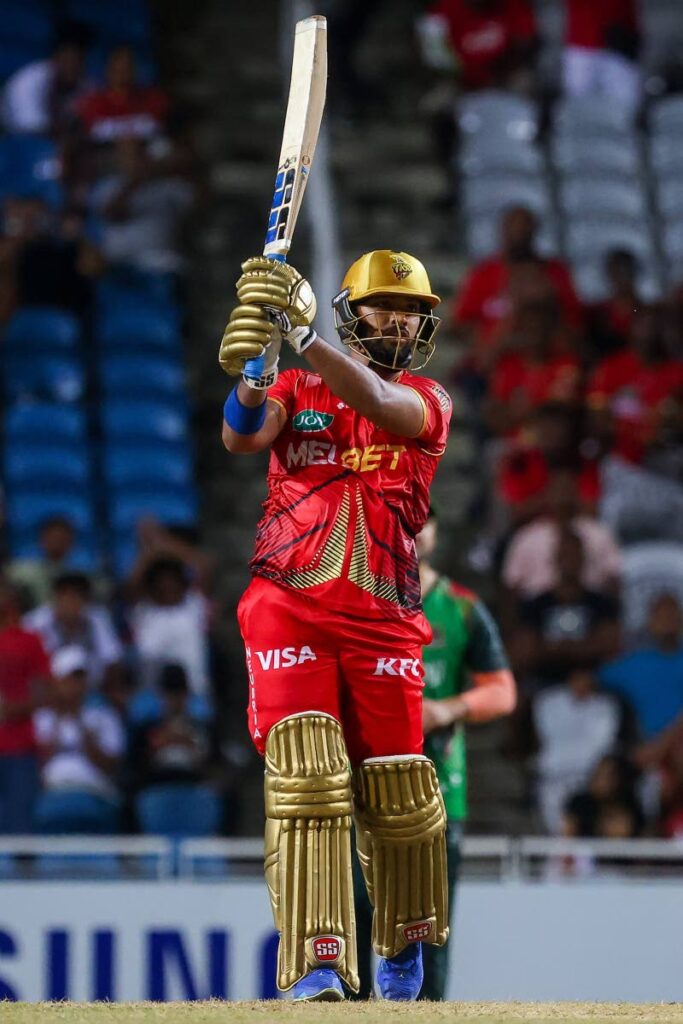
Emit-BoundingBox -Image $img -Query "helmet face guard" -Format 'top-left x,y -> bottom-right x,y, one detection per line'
332,288 -> 441,372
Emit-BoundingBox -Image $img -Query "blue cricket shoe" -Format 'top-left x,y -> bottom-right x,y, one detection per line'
291,968 -> 345,1001
375,942 -> 424,1000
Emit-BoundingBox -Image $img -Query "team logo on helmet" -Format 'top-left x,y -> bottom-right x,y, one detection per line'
390,254 -> 412,281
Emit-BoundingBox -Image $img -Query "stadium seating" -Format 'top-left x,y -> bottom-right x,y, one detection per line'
0,134 -> 63,206
4,356 -> 85,402
5,403 -> 87,442
109,489 -> 198,533
100,355 -> 186,400
4,445 -> 91,486
101,399 -> 189,442
136,784 -> 222,838
7,490 -> 95,534
97,307 -> 182,353
104,445 -> 193,489
4,308 -> 81,353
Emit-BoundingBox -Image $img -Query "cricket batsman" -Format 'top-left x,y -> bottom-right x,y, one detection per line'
219,250 -> 453,1002
354,504 -> 517,1000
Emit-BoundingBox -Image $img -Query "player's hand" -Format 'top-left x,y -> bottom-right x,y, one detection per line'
219,303 -> 274,376
422,697 -> 468,735
236,256 -> 316,328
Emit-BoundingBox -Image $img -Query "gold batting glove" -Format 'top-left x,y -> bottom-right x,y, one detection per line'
236,256 -> 317,329
218,303 -> 274,376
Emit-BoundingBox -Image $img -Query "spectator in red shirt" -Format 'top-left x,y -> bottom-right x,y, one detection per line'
487,296 -> 582,437
453,206 -> 582,374
497,402 -> 601,526
586,249 -> 643,361
0,578 -> 51,833
587,305 -> 683,465
426,0 -> 538,91
78,45 -> 169,143
563,0 -> 641,114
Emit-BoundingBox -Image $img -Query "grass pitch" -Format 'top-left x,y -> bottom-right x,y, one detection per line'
2,1003 -> 681,1024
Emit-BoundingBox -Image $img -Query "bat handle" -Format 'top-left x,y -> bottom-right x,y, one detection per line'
243,252 -> 286,379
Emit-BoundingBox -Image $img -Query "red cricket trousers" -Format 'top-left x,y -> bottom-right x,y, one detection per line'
237,577 -> 431,765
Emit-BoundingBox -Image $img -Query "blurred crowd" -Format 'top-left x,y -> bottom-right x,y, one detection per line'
415,0 -> 683,842
0,11 -> 231,842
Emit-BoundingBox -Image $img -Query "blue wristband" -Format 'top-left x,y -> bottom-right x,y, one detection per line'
224,386 -> 267,434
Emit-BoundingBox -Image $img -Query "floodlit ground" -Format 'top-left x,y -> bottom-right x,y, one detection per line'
2,1003 -> 682,1024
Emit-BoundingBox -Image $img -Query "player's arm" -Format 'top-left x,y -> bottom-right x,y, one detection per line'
221,382 -> 288,455
303,337 -> 425,437
235,257 -> 425,437
218,290 -> 289,454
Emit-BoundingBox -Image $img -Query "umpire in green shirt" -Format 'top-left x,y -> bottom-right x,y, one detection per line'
353,505 -> 516,1000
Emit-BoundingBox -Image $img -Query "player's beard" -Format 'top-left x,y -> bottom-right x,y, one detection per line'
363,335 -> 414,372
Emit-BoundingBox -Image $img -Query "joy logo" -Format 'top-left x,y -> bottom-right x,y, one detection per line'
254,646 -> 317,670
311,936 -> 343,963
292,409 -> 334,432
373,657 -> 421,677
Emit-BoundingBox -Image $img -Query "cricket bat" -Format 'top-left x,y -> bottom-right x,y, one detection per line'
263,14 -> 327,262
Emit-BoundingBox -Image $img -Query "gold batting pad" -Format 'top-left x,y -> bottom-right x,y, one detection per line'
264,712 -> 359,992
354,755 -> 449,958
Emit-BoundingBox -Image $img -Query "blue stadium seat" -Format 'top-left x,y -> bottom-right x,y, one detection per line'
458,91 -> 538,142
463,175 -> 550,220
97,307 -> 181,353
65,0 -> 151,47
552,136 -> 641,178
33,790 -> 120,835
136,784 -> 221,838
127,688 -> 212,725
9,534 -> 99,572
553,97 -> 635,139
565,220 -> 656,265
559,178 -> 647,221
0,1 -> 55,48
7,490 -> 95,533
110,488 -> 198,532
4,445 -> 90,486
102,399 -> 189,442
650,136 -> 683,177
5,403 -> 87,442
4,308 -> 81,353
0,43 -> 52,83
460,139 -> 544,178
650,95 -> 683,137
96,272 -> 179,315
104,444 -> 193,488
0,135 -> 63,206
4,355 -> 85,402
100,355 -> 186,399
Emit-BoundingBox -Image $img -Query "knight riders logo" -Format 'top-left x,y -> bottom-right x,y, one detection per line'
390,254 -> 412,280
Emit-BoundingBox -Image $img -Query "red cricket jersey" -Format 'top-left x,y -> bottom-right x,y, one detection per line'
587,350 -> 683,462
431,0 -> 536,89
0,625 -> 50,755
250,368 -> 452,621
453,256 -> 583,352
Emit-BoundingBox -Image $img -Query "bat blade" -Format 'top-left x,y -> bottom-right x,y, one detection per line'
263,15 -> 327,260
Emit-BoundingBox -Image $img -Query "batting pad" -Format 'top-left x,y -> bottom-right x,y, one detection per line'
354,754 -> 449,957
264,711 -> 359,992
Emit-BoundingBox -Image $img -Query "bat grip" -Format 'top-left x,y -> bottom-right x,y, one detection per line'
243,252 -> 286,378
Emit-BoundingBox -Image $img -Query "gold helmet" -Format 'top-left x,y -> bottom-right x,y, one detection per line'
332,250 -> 441,371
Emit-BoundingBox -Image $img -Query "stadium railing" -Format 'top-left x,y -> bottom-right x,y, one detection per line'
2,836 -> 683,882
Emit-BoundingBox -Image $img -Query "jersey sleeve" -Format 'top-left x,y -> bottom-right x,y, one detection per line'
405,375 -> 453,454
266,369 -> 300,418
464,598 -> 510,672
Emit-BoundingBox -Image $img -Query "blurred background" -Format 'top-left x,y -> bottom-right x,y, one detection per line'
0,0 -> 682,1000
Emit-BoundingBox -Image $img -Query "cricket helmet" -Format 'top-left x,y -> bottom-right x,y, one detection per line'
332,250 -> 441,371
